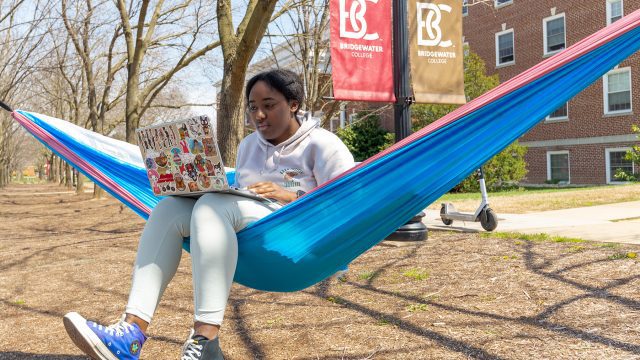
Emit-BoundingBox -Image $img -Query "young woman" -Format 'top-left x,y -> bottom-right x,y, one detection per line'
63,69 -> 355,360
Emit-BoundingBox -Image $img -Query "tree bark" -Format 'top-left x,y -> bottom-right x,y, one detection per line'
217,74 -> 247,166
216,0 -> 278,165
58,158 -> 64,185
93,185 -> 104,199
49,154 -> 56,182
65,163 -> 72,188
76,171 -> 84,194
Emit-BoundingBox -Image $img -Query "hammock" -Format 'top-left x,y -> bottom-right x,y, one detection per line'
9,10 -> 640,292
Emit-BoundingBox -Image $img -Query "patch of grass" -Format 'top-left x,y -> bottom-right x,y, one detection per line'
611,217 -> 640,222
436,186 -> 598,203
430,183 -> 640,213
480,295 -> 497,302
567,245 -> 586,253
406,303 -> 428,312
609,252 -> 638,260
402,268 -> 430,281
265,317 -> 284,327
13,299 -> 25,305
358,271 -> 376,280
609,253 -> 627,260
552,237 -> 585,243
502,255 -> 519,260
482,232 -> 584,243
376,316 -> 393,326
595,243 -> 619,248
326,296 -> 345,304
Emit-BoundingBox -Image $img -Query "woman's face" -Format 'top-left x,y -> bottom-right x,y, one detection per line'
248,80 -> 299,145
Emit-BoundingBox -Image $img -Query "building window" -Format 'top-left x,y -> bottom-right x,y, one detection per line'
495,29 -> 515,66
547,151 -> 570,183
607,0 -> 623,25
606,147 -> 635,183
463,0 -> 468,16
604,67 -> 632,114
495,0 -> 513,8
543,14 -> 566,55
546,102 -> 568,121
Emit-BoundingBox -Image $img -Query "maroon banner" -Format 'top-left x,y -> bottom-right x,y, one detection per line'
329,0 -> 395,102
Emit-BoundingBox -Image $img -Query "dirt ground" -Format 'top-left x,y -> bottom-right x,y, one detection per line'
1,183 -> 639,360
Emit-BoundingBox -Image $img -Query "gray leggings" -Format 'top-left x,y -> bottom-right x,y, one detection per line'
125,193 -> 275,325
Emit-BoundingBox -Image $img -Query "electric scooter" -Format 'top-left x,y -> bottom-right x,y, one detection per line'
440,167 -> 498,231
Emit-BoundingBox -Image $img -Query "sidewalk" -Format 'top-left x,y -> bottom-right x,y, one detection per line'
423,201 -> 640,245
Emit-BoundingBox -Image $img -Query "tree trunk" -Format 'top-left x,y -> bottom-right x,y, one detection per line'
58,158 -> 65,185
124,66 -> 142,143
65,163 -> 72,188
93,185 -> 104,199
76,171 -> 85,195
49,154 -> 56,182
0,164 -> 5,187
217,73 -> 246,166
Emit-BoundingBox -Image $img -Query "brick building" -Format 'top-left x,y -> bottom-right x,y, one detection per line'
463,0 -> 639,185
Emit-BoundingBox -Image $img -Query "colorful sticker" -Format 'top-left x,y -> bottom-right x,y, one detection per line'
174,173 -> 186,191
188,181 -> 200,192
202,137 -> 216,156
205,159 -> 215,176
147,169 -> 161,195
187,117 -> 204,138
200,116 -> 211,136
189,139 -> 204,154
159,181 -> 176,194
198,174 -> 211,189
185,163 -> 198,181
145,157 -> 156,170
213,177 -> 224,190
178,123 -> 188,140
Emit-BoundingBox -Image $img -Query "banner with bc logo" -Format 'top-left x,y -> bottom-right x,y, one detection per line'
329,0 -> 395,102
409,0 -> 465,104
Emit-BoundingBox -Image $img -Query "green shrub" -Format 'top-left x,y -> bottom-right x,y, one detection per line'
625,124 -> 640,163
613,168 -> 637,182
452,141 -> 528,192
336,112 -> 394,162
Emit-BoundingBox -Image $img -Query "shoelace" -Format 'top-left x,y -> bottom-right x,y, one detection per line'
181,339 -> 203,360
101,320 -> 133,337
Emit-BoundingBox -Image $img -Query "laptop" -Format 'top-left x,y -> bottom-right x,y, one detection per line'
136,115 -> 267,202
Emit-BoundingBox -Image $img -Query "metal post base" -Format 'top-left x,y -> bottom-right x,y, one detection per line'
385,211 -> 428,242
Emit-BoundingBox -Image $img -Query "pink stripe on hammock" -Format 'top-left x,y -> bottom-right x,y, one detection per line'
12,111 -> 152,216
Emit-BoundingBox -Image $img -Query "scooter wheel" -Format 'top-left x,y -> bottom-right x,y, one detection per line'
480,208 -> 498,231
440,206 -> 453,226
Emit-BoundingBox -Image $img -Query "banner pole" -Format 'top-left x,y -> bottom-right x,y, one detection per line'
392,0 -> 413,142
389,0 -> 427,242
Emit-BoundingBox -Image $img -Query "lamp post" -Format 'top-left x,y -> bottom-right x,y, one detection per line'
387,0 -> 428,242
392,0 -> 413,141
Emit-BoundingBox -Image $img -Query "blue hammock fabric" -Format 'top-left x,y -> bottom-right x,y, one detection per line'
11,11 -> 640,292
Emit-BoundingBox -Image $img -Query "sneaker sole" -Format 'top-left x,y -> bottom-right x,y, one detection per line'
63,312 -> 119,360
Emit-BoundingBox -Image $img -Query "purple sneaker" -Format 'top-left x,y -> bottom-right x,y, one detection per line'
63,312 -> 146,360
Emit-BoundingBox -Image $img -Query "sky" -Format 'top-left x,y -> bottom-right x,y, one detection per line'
182,1 -> 302,122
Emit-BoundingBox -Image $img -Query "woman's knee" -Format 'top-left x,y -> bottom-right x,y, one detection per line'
192,194 -> 234,220
149,196 -> 196,221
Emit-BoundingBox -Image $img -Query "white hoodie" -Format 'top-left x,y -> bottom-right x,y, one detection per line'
234,114 -> 355,193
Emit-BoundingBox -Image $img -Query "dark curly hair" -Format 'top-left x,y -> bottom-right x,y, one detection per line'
245,69 -> 305,116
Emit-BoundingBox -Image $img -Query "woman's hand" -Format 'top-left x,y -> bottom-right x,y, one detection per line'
247,182 -> 297,204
